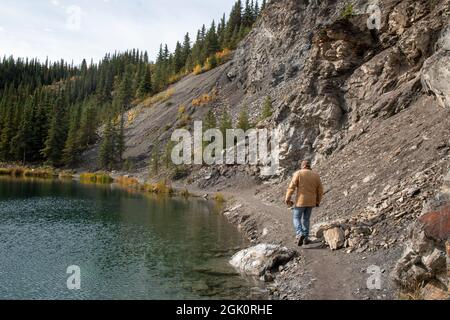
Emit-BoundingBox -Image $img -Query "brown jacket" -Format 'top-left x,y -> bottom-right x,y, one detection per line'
285,169 -> 324,208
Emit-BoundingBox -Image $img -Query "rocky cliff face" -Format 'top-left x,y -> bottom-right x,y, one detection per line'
228,0 -> 449,174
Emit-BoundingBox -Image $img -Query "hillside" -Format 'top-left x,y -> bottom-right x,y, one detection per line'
82,0 -> 450,300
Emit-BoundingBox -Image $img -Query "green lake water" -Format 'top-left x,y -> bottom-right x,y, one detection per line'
0,177 -> 261,300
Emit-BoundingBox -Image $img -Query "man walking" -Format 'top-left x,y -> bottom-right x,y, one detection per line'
285,160 -> 324,246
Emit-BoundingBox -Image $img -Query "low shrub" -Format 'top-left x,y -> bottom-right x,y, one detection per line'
144,88 -> 175,107
341,4 -> 355,19
23,167 -> 55,179
192,89 -> 217,107
213,193 -> 226,203
153,180 -> 174,195
116,176 -> 140,189
80,172 -> 113,184
0,168 -> 13,176
192,64 -> 203,75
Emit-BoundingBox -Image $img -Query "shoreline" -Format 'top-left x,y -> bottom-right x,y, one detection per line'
0,165 -> 412,300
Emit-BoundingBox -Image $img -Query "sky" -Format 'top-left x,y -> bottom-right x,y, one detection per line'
0,0 -> 235,64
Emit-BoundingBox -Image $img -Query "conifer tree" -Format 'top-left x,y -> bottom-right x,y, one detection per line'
62,105 -> 81,166
164,140 -> 175,169
10,101 -> 33,163
243,0 -> 254,27
181,33 -> 192,69
204,109 -> 218,132
205,21 -> 220,57
261,95 -> 273,120
219,109 -> 233,138
115,113 -> 125,167
99,118 -> 115,170
150,141 -> 160,175
0,108 -> 13,161
41,96 -> 68,167
137,66 -> 152,98
173,41 -> 184,74
237,105 -> 251,132
77,100 -> 98,149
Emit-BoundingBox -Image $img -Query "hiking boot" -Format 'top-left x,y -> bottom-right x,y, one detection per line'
303,238 -> 311,246
297,235 -> 305,247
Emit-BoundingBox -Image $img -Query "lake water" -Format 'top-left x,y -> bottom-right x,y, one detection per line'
0,177 -> 261,300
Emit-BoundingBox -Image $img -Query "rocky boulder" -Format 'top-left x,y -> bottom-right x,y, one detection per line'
392,170 -> 450,299
421,24 -> 450,109
229,244 -> 295,277
323,227 -> 345,251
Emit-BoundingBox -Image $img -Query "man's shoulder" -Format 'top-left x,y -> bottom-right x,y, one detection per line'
299,169 -> 321,179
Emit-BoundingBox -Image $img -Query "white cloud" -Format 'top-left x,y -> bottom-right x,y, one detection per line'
0,26 -> 4,32
66,5 -> 82,31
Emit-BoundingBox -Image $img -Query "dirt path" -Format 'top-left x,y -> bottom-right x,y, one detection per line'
221,187 -> 360,300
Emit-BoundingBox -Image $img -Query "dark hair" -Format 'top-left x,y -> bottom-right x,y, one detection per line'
301,160 -> 311,169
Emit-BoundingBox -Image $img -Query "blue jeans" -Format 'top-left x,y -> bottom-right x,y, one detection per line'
293,207 -> 313,238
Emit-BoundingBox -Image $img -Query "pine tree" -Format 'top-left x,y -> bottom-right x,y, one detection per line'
0,107 -> 13,161
254,0 -> 260,17
164,140 -> 175,169
181,33 -> 192,69
237,105 -> 251,131
115,113 -> 125,166
225,0 -> 243,48
137,66 -> 152,98
218,14 -> 227,49
99,118 -> 115,170
62,105 -> 81,166
261,0 -> 267,11
204,109 -> 217,131
173,41 -> 184,74
77,100 -> 97,149
205,21 -> 220,57
243,0 -> 254,27
115,66 -> 133,111
10,95 -> 34,163
261,95 -> 273,120
41,96 -> 68,167
219,109 -> 233,138
149,141 -> 160,175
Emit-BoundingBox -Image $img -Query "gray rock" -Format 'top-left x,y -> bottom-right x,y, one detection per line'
324,227 -> 345,251
422,249 -> 447,274
421,50 -> 450,109
229,244 -> 295,277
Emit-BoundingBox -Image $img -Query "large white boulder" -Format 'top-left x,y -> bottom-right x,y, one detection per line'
229,244 -> 295,276
323,227 -> 345,251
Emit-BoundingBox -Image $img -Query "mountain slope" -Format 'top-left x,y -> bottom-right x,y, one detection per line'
83,0 -> 450,299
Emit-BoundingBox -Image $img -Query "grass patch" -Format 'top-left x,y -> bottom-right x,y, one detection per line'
144,88 -> 175,108
23,167 -> 56,179
154,180 -> 174,195
141,180 -> 174,195
341,4 -> 355,19
79,172 -> 113,184
192,49 -> 232,76
0,166 -> 57,179
116,176 -> 140,189
0,168 -> 13,176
